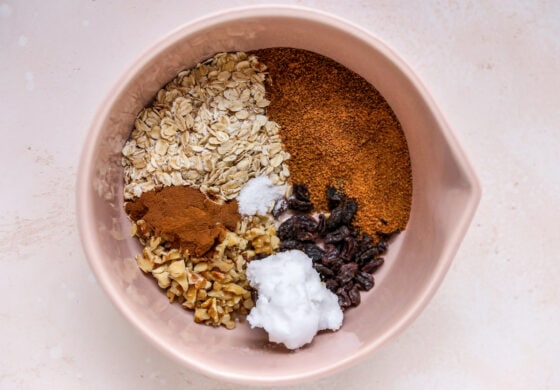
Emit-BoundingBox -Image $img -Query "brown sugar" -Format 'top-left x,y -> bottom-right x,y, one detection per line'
251,48 -> 412,239
125,186 -> 241,256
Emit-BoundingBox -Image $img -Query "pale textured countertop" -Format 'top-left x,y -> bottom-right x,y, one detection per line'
1,1 -> 559,388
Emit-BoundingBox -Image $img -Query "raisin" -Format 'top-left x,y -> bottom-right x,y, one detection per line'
324,225 -> 351,244
325,279 -> 338,292
251,253 -> 268,261
354,271 -> 374,291
376,240 -> 388,254
326,206 -> 343,231
378,231 -> 395,240
332,257 -> 345,271
277,215 -> 316,240
337,288 -> 352,309
322,244 -> 340,265
341,198 -> 358,225
357,246 -> 379,263
355,232 -> 374,254
251,289 -> 259,303
315,264 -> 335,278
316,213 -> 327,236
338,262 -> 358,284
277,218 -> 297,240
360,232 -> 374,246
288,197 -> 314,212
326,185 -> 345,210
361,257 -> 384,273
340,281 -> 355,292
292,183 -> 311,202
279,240 -> 303,251
293,214 -> 318,232
294,230 -> 315,242
348,285 -> 361,306
302,243 -> 324,262
340,236 -> 357,261
271,198 -> 288,218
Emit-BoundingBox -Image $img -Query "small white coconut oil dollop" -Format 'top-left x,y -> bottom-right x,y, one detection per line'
246,250 -> 343,349
237,176 -> 286,216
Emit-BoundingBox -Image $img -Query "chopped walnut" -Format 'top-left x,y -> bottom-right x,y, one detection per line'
131,214 -> 277,328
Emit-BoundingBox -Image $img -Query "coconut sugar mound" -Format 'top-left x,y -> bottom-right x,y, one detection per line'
237,176 -> 286,216
251,47 -> 412,240
246,250 -> 343,350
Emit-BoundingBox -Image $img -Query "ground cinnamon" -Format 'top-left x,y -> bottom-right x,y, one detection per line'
125,186 -> 240,256
251,48 -> 412,239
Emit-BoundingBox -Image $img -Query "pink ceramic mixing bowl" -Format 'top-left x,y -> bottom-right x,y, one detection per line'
77,6 -> 480,385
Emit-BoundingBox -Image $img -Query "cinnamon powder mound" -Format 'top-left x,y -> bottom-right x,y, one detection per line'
250,48 -> 412,238
125,186 -> 241,256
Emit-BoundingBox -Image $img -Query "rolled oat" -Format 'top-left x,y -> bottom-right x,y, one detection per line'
121,52 -> 290,201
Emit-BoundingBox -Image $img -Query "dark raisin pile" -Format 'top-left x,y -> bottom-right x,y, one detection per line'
274,185 -> 391,310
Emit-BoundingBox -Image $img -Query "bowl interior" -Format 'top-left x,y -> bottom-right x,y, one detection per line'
78,7 -> 480,385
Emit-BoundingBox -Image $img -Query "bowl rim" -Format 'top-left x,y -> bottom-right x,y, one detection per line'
76,4 -> 481,385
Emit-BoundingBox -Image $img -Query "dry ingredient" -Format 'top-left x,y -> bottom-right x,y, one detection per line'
237,176 -> 287,216
125,186 -> 240,257
251,48 -> 412,240
121,51 -> 290,201
246,250 -> 343,349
